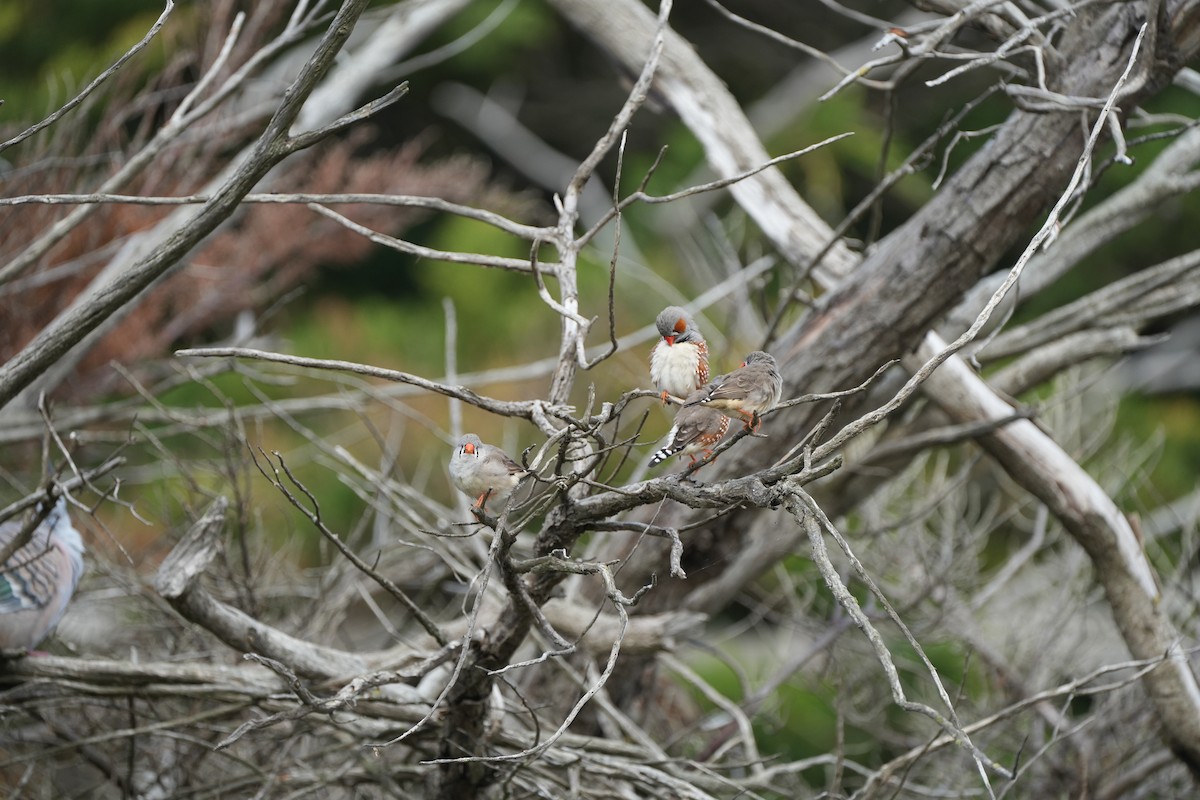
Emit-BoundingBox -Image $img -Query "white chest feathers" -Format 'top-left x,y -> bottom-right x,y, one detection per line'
651,339 -> 706,400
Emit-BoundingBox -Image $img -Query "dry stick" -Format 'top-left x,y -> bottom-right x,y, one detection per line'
254,450 -> 449,646
546,0 -> 671,406
0,0 -> 384,408
0,699 -> 256,771
155,498 -> 353,674
425,560 -> 654,767
941,124 -> 1200,341
909,333 -> 1200,766
789,492 -> 1012,790
0,2 -> 176,153
857,410 -> 1033,467
982,248 -> 1200,361
0,192 -> 553,241
821,0 -> 1013,101
662,653 -> 764,777
803,487 -> 1009,791
175,346 -> 567,420
492,534 -> 576,661
540,600 -> 704,658
215,650 -> 452,751
576,134 -> 854,251
0,0 -> 460,377
578,128 -> 624,372
3,650 -> 745,789
546,653 -> 673,762
443,297 -> 463,446
368,501 -> 511,750
588,520 -> 686,579
857,653 -> 1178,797
702,0 -> 888,87
309,203 -> 540,272
529,245 -> 590,326
984,328 -> 1162,396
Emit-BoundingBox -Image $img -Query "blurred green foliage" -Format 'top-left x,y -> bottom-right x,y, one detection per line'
1120,393 -> 1200,501
0,0 -> 167,123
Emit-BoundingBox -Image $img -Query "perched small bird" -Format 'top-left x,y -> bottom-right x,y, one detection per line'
449,434 -> 529,511
0,496 -> 84,652
649,306 -> 709,404
650,386 -> 731,467
684,351 -> 783,431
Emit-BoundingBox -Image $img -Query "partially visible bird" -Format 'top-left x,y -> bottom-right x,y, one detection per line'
650,386 -> 731,467
449,434 -> 529,511
0,496 -> 84,652
649,306 -> 709,404
684,351 -> 783,431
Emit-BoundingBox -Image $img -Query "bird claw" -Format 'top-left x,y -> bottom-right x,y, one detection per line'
659,391 -> 687,406
739,412 -> 766,434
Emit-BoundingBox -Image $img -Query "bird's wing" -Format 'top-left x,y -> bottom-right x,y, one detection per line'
486,447 -> 528,477
706,369 -> 758,402
672,413 -> 710,446
0,524 -> 65,613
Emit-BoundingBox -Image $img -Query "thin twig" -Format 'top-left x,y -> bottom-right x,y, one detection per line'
0,2 -> 176,153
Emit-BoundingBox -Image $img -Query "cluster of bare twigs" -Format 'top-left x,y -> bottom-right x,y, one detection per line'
2,0 -> 1200,798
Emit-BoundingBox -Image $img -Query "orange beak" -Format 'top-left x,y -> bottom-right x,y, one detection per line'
463,443 -> 476,455
664,335 -> 676,346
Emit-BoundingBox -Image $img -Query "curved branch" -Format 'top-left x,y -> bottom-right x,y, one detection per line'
175,346 -> 570,420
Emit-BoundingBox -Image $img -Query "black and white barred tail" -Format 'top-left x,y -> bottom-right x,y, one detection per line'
649,424 -> 681,466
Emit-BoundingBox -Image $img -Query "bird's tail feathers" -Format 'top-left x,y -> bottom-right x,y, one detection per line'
650,426 -> 681,466
649,446 -> 676,466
